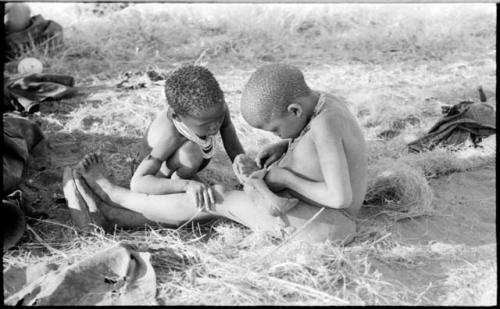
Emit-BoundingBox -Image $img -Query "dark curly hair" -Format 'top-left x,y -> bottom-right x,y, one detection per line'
240,63 -> 311,126
164,65 -> 225,117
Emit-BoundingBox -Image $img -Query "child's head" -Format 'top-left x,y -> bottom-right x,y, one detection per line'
165,65 -> 226,137
241,63 -> 312,139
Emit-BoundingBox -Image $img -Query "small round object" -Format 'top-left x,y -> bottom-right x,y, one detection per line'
18,57 -> 43,74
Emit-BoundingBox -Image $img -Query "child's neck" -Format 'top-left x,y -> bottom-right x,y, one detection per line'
300,90 -> 321,120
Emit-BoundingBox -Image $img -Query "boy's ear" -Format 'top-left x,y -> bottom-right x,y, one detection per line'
169,109 -> 180,120
287,103 -> 303,118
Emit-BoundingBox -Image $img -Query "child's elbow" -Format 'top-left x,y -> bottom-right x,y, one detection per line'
328,194 -> 352,209
129,176 -> 142,192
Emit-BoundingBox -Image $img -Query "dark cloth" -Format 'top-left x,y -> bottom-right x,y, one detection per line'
2,191 -> 26,251
4,73 -> 77,114
2,114 -> 46,194
408,101 -> 496,153
3,243 -> 158,305
2,114 -> 48,249
5,14 -> 63,60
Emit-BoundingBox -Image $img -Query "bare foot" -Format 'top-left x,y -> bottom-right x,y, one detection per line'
62,166 -> 109,231
73,152 -> 120,201
75,152 -> 108,182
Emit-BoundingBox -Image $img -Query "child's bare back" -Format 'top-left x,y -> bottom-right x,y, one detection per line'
238,63 -> 368,243
275,92 -> 367,217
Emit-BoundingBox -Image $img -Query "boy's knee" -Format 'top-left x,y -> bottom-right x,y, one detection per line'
172,142 -> 204,177
175,166 -> 198,179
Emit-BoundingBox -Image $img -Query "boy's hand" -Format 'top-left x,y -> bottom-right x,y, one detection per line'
184,180 -> 215,211
264,166 -> 290,192
256,142 -> 288,169
233,154 -> 260,183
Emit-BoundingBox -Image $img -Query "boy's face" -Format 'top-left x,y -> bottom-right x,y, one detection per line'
256,109 -> 307,139
177,104 -> 226,138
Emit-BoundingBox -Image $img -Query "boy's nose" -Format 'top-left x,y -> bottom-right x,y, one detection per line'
207,124 -> 219,135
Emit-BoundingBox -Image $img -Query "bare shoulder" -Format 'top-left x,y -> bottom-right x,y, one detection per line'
146,111 -> 182,149
311,94 -> 363,142
311,100 -> 352,132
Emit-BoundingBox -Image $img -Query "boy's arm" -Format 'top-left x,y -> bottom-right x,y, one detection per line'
273,116 -> 353,209
130,134 -> 191,195
255,140 -> 289,168
220,107 -> 245,162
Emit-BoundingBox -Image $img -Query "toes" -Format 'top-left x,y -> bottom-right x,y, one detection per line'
94,152 -> 102,164
88,153 -> 96,165
74,152 -> 105,176
83,155 -> 93,169
75,157 -> 88,172
88,152 -> 103,165
76,154 -> 93,172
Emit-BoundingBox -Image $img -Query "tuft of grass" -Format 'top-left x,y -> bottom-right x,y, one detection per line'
365,160 -> 434,220
364,136 -> 495,221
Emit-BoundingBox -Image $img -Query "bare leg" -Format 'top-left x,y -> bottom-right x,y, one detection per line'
212,188 -> 356,244
74,153 -> 214,225
68,153 -> 355,243
63,167 -> 107,231
64,166 -> 164,230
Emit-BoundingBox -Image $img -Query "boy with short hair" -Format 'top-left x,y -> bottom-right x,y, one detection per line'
235,63 -> 368,241
130,65 -> 244,209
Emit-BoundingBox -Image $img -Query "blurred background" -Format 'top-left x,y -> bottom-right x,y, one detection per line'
15,2 -> 495,76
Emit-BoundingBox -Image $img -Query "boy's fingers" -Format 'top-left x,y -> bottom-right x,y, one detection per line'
190,192 -> 198,208
232,161 -> 239,178
255,155 -> 265,169
234,163 -> 243,182
208,187 -> 215,208
266,153 -> 282,168
263,156 -> 275,169
202,190 -> 210,211
196,192 -> 203,209
236,161 -> 243,176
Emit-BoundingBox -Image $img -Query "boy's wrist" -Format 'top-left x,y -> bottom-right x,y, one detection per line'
279,168 -> 293,188
182,179 -> 194,191
278,140 -> 289,152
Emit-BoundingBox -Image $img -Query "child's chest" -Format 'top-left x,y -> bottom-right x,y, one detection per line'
278,133 -> 322,181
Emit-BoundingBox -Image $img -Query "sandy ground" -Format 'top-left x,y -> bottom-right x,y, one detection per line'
359,164 -> 496,305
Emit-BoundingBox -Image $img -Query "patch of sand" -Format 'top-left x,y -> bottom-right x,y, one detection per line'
393,164 -> 496,246
366,165 -> 496,305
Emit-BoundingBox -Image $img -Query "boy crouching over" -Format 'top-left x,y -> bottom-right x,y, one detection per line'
235,63 -> 368,243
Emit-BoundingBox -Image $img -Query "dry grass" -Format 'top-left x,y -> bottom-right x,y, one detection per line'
0,221 -> 442,305
3,3 -> 496,306
365,160 -> 434,220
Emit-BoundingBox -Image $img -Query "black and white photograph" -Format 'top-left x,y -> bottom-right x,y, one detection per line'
2,1 -> 496,306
